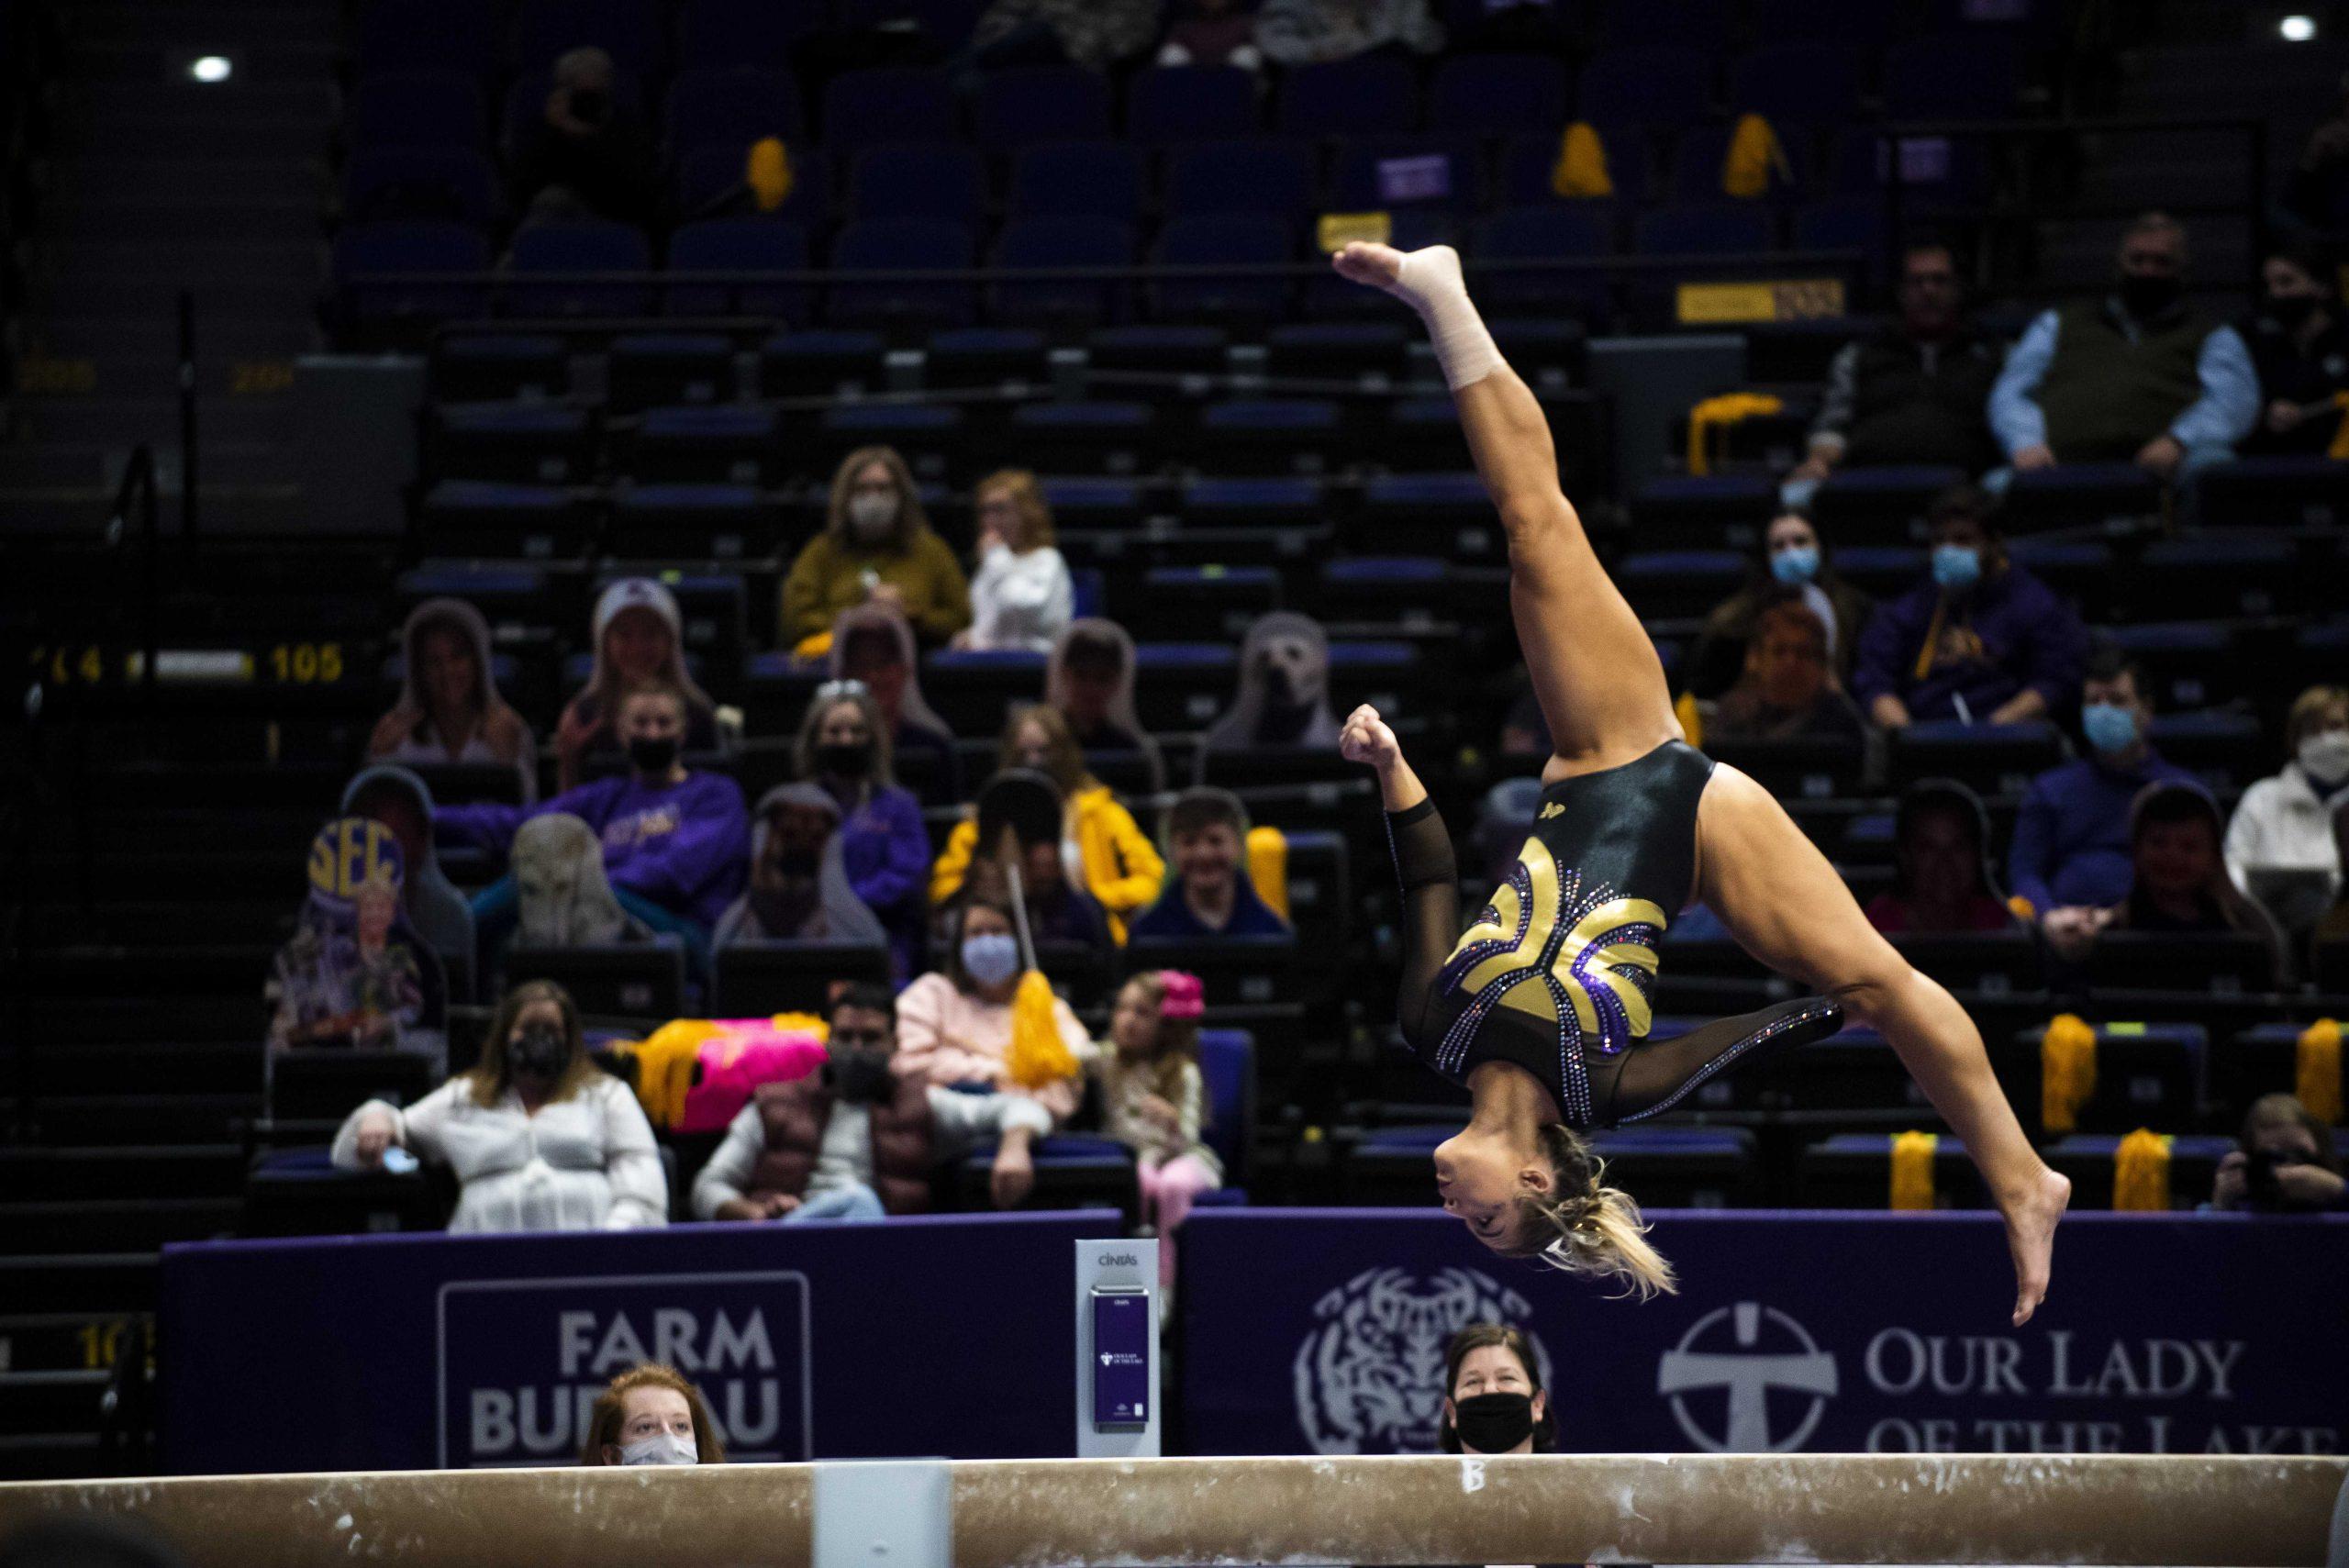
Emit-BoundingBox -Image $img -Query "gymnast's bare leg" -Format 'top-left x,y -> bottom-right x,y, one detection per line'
1334,240 -> 2067,1325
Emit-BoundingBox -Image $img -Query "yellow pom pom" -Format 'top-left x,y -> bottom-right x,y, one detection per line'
1004,970 -> 1076,1090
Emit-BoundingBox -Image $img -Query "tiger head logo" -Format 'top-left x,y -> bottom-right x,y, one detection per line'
1291,1267 -> 1552,1454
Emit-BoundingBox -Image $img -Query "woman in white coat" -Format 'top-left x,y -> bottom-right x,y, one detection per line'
958,469 -> 1074,654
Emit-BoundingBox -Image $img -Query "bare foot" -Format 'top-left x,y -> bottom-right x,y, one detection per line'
1330,239 -> 1407,292
1332,241 -> 1466,315
2001,1166 -> 2070,1327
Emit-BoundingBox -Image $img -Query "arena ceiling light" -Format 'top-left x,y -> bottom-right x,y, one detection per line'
2279,14 -> 2317,40
188,53 -> 233,82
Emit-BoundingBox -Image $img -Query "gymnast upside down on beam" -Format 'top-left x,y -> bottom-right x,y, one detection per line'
1330,240 -> 2069,1325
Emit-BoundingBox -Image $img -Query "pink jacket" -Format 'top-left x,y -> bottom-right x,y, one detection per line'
893,971 -> 1091,1125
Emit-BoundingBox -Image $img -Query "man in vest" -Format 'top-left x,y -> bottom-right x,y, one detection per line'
1988,211 -> 2257,482
1787,240 -> 2001,499
691,983 -> 1044,1222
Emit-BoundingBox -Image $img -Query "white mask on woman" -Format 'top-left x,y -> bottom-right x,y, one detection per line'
2298,730 -> 2349,790
618,1432 -> 698,1466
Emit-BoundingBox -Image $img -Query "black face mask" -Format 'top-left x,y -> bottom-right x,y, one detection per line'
817,741 -> 873,779
508,1024 -> 568,1083
2118,271 -> 2182,320
2266,292 -> 2321,329
829,1049 -> 896,1106
1452,1392 -> 1537,1454
629,735 -> 680,775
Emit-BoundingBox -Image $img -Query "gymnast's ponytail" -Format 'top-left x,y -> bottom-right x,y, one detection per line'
1502,1124 -> 1677,1299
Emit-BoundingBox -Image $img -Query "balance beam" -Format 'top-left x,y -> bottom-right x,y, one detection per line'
1,1454 -> 2341,1566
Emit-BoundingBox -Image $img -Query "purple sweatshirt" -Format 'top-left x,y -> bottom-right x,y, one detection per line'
1852,563 -> 2087,722
440,772 -> 751,931
829,780 -> 932,980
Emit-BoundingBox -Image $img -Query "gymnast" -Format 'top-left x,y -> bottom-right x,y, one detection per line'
1331,241 -> 2069,1325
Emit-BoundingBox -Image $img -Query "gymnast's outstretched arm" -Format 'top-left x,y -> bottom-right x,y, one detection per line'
1341,704 -> 1457,1046
1332,242 -> 1679,777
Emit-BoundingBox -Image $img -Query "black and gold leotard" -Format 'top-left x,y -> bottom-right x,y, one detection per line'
1386,740 -> 1842,1129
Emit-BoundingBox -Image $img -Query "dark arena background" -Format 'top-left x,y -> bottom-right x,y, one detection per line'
2,0 -> 2348,1562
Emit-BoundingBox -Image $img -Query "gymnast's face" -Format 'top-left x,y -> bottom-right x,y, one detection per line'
1435,1130 -> 1552,1249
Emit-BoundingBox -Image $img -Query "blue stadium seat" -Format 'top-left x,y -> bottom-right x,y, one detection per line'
1749,0 -> 1896,45
991,217 -> 1133,328
394,562 -> 551,620
2002,538 -> 2115,620
432,333 -> 568,401
1088,324 -> 1228,373
1595,0 -> 1732,50
673,143 -> 829,227
1885,720 -> 2063,795
1637,201 -> 1777,256
1730,41 -> 1865,127
676,0 -> 823,70
343,148 -> 502,228
826,217 -> 977,329
1616,549 -> 1748,620
821,66 -> 957,152
1194,1029 -> 1256,1198
1181,476 -> 1322,529
1428,53 -> 1569,139
1276,56 -> 1419,139
1197,399 -> 1341,473
1316,556 -> 1447,622
1330,135 -> 1479,214
1809,464 -> 1966,547
1008,140 -> 1145,223
1470,204 -> 1612,318
1630,473 -> 1776,546
956,1134 -> 1137,1222
507,939 -> 687,1018
1151,214 -> 1292,322
633,405 -> 780,484
1125,64 -> 1259,144
607,484 -> 778,561
1823,544 -> 1923,600
417,480 -> 590,558
1883,32 -> 2020,121
355,0 -> 497,78
1040,475 -> 1145,529
1578,47 -> 1716,130
973,63 -> 1111,148
1007,401 -> 1157,473
511,0 -> 665,78
336,220 -> 492,328
2132,534 -> 2299,620
1360,472 -> 1498,559
2145,711 -> 2266,790
432,403 -> 595,484
1264,321 -> 1409,378
2194,455 -> 2349,528
820,402 -> 964,460
664,217 -> 810,319
1165,139 -> 1315,219
1825,128 -> 1992,215
2000,462 -> 2160,533
1134,566 -> 1282,641
505,220 -> 652,317
607,331 -> 733,411
758,328 -> 886,396
1802,1134 -> 1986,1208
663,68 -> 804,157
2046,1135 -> 2231,1211
922,649 -> 1050,727
848,143 -> 985,225
2109,622 -> 2240,712
2221,1025 -> 2346,1124
350,72 -> 484,150
1792,196 -> 1887,281
1498,130 -> 1649,208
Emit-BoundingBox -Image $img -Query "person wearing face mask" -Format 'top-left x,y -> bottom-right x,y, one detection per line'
2239,243 -> 2349,458
781,446 -> 972,650
554,577 -> 724,795
1988,211 -> 2258,482
1685,511 -> 1871,700
2225,685 -> 2349,946
828,604 -> 964,806
796,683 -> 931,979
693,984 -> 1047,1223
894,894 -> 1092,1125
1851,484 -> 2087,731
1436,1324 -> 1555,1457
336,980 -> 669,1232
2007,645 -> 2196,926
714,784 -> 890,949
440,684 -> 751,951
581,1364 -> 726,1466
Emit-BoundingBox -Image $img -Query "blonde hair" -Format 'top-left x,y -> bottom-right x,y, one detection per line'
580,1362 -> 727,1465
467,979 -> 597,1108
999,702 -> 1097,797
1110,971 -> 1203,1110
2286,684 -> 2349,751
1496,1125 -> 1676,1298
975,467 -> 1054,550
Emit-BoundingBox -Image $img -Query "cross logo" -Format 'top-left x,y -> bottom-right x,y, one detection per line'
1656,1301 -> 1838,1452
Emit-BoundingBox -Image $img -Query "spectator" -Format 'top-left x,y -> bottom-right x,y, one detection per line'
931,706 -> 1165,943
1096,971 -> 1222,1289
782,447 -> 971,651
2042,782 -> 2285,983
333,979 -> 669,1231
341,765 -> 474,974
1865,780 -> 2016,936
895,893 -> 1091,1123
1047,617 -> 1165,790
1255,0 -> 1443,65
2286,69 -> 2349,232
2226,684 -> 2349,942
1786,241 -> 2002,494
714,784 -> 889,948
553,578 -> 723,795
1989,212 -> 2258,481
692,983 -> 1047,1222
368,598 -> 536,803
2240,242 -> 2349,458
955,798 -> 1118,956
507,47 -> 657,228
829,604 -> 963,804
1687,511 -> 1871,700
2210,1094 -> 2346,1213
581,1364 -> 724,1465
2007,646 -> 2195,917
1852,484 -> 2087,729
446,684 -> 751,948
971,0 -> 1160,70
1158,0 -> 1264,69
1436,1324 -> 1554,1456
1703,592 -> 1866,743
1131,787 -> 1291,940
796,681 -> 931,979
958,469 -> 1074,653
509,814 -> 656,948
268,817 -> 445,1054
1200,611 -> 1341,758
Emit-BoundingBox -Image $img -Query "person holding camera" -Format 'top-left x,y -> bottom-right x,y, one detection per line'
507,46 -> 657,228
691,982 -> 1046,1222
334,980 -> 669,1232
2210,1094 -> 2347,1212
